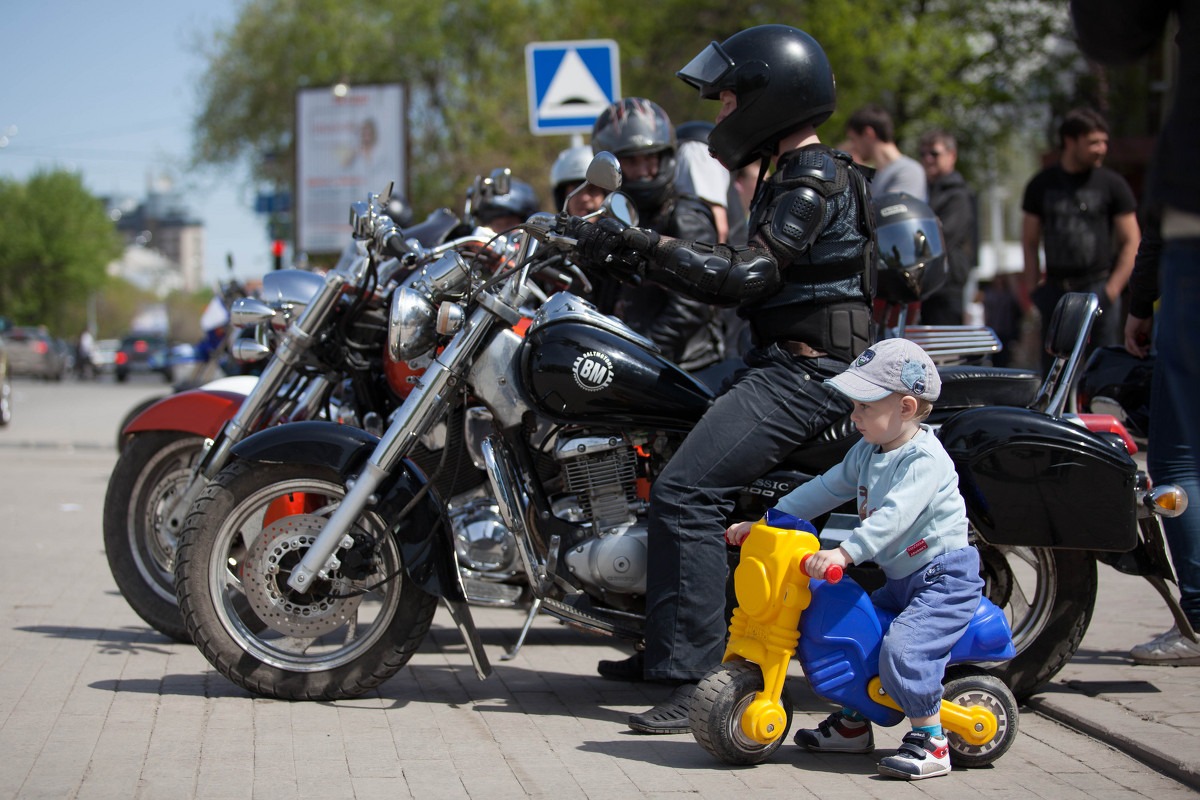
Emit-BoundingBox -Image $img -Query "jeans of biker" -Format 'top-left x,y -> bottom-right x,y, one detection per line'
1149,298 -> 1200,629
641,344 -> 852,683
1156,237 -> 1200,506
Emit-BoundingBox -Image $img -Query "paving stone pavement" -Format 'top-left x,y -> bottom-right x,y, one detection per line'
0,378 -> 1197,798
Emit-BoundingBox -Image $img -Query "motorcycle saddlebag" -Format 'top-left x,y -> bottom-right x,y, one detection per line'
938,406 -> 1138,551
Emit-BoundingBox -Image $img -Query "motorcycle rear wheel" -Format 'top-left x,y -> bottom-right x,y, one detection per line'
103,430 -> 204,642
175,459 -> 438,700
976,544 -> 1097,701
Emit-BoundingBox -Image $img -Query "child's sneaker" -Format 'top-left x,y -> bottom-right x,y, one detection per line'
793,711 -> 874,753
1130,626 -> 1200,665
877,730 -> 951,780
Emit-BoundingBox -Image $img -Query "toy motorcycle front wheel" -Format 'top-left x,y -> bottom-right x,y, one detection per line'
690,660 -> 794,765
942,668 -> 1019,767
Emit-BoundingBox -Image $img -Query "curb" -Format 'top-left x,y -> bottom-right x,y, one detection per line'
1027,687 -> 1200,792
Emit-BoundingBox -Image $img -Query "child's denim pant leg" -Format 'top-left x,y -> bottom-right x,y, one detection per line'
871,546 -> 984,719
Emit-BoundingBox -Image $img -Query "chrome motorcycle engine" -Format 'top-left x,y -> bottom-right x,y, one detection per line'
552,433 -> 650,597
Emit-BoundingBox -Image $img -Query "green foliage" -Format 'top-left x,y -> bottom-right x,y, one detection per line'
0,170 -> 122,334
191,0 -> 1082,228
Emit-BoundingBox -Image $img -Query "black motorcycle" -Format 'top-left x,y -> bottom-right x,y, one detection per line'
173,152 -> 1185,702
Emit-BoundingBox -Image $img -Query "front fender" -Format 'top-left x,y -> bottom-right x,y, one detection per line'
229,421 -> 461,600
123,389 -> 246,438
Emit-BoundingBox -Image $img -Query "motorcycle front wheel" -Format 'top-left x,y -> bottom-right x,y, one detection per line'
103,430 -> 204,642
976,543 -> 1097,701
175,459 -> 438,700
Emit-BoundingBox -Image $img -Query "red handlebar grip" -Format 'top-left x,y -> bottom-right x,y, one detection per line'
801,554 -> 843,583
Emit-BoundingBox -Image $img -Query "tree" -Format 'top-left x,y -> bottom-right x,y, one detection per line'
191,0 -> 1084,223
0,170 -> 122,333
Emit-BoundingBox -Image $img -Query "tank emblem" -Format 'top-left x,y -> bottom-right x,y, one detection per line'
572,351 -> 615,392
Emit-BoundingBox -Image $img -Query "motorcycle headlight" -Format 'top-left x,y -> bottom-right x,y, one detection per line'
388,287 -> 438,361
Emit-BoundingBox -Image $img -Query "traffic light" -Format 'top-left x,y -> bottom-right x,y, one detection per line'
271,240 -> 285,271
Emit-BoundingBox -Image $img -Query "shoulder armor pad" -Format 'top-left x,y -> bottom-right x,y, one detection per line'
778,150 -> 839,184
768,185 -> 827,253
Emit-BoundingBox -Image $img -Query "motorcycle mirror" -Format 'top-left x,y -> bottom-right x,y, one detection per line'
603,192 -> 638,227
488,167 -> 512,197
586,151 -> 622,192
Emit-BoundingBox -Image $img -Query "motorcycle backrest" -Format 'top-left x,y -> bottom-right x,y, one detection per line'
1031,292 -> 1100,417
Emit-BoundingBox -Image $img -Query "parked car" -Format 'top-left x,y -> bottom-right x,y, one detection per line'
1,338 -> 12,426
2,326 -> 67,381
92,338 -> 122,376
114,333 -> 172,383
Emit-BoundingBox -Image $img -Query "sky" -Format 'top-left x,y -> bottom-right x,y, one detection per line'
0,1 -> 272,286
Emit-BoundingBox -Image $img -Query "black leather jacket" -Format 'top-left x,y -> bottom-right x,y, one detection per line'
642,144 -> 874,362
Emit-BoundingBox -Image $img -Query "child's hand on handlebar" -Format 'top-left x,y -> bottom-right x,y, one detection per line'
725,520 -> 754,546
804,547 -> 852,579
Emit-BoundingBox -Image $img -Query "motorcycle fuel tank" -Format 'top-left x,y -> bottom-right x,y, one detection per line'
520,293 -> 713,429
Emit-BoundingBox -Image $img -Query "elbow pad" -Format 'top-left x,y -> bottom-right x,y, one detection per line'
648,239 -> 780,305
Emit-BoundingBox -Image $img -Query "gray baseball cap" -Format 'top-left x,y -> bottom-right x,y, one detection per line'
826,338 -> 941,402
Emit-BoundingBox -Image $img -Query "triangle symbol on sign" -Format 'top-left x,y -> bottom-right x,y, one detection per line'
538,49 -> 611,119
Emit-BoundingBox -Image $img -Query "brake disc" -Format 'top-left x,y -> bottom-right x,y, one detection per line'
241,514 -> 363,638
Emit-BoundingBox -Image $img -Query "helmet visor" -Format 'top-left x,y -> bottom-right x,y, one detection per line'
876,217 -> 945,272
677,42 -> 734,98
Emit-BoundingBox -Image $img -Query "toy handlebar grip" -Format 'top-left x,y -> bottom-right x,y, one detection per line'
801,554 -> 843,583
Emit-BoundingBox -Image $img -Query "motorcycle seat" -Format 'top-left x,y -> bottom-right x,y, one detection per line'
933,365 -> 1041,414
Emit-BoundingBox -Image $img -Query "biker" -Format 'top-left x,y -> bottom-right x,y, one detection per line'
551,144 -> 608,217
571,25 -> 876,733
589,97 -> 725,371
470,178 -> 541,232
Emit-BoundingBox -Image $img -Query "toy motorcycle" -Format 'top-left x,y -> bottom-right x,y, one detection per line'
690,508 -> 1020,767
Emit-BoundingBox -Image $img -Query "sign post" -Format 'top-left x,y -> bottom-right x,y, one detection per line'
525,39 -> 620,138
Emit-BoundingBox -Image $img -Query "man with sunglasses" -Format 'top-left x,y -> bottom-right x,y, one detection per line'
570,24 -> 876,734
918,129 -> 978,325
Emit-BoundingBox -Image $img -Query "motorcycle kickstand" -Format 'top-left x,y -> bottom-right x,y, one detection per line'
501,597 -> 543,661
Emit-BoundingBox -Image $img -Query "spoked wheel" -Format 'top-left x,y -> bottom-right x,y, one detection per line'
942,667 -> 1019,767
103,431 -> 205,642
976,543 -> 1097,701
175,459 -> 438,700
690,660 -> 794,765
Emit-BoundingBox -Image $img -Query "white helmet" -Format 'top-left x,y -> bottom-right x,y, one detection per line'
550,145 -> 594,208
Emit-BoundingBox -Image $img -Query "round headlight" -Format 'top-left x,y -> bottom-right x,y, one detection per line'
388,287 -> 438,361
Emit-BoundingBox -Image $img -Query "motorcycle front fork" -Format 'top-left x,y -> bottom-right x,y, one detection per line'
724,517 -> 1000,748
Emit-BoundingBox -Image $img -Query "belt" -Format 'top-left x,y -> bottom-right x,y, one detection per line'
1047,272 -> 1107,291
779,340 -> 827,358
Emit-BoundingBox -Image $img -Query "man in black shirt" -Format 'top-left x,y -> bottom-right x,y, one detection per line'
1021,108 -> 1139,373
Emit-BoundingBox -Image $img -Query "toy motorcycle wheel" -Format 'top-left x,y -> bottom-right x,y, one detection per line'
942,667 -> 1019,767
690,660 -> 793,765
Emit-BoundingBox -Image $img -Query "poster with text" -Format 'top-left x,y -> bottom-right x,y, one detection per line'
296,84 -> 406,254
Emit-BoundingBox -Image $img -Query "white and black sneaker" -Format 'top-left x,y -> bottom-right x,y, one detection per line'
793,711 -> 874,753
877,730 -> 951,780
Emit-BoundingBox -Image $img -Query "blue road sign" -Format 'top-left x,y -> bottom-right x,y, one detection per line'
525,39 -> 620,136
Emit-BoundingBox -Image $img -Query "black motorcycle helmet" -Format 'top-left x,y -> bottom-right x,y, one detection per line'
385,193 -> 414,228
1077,346 -> 1153,439
677,24 -> 837,170
872,193 -> 947,304
591,97 -> 677,217
473,179 -> 541,228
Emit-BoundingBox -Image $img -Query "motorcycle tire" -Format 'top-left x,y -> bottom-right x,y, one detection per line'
976,544 -> 1097,701
690,660 -> 794,766
103,430 -> 205,643
941,667 -> 1019,768
175,459 -> 438,701
115,394 -> 168,451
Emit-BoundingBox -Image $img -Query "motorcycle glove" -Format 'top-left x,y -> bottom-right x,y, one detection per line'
571,217 -> 655,281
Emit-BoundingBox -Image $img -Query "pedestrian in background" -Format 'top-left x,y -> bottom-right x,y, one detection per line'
1070,0 -> 1200,484
846,104 -> 927,200
1020,107 -> 1140,375
675,120 -> 732,242
918,129 -> 978,325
